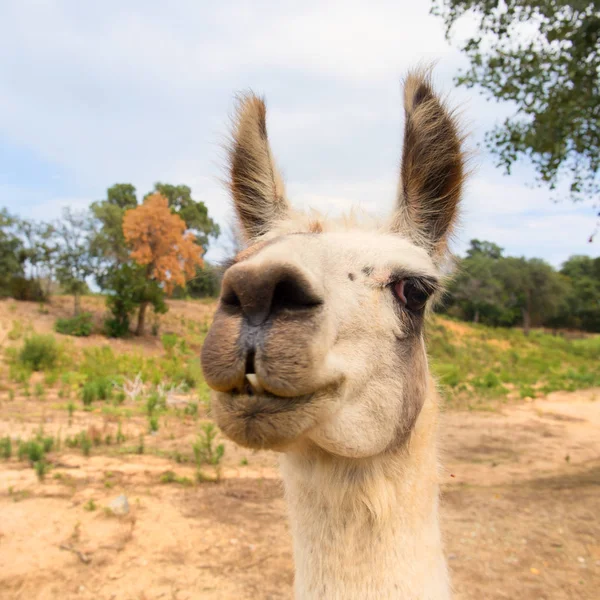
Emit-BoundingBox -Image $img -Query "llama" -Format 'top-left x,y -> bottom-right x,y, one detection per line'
201,69 -> 466,599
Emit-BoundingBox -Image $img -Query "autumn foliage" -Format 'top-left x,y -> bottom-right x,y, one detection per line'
123,193 -> 204,294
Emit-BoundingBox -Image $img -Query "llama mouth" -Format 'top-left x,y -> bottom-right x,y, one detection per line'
211,379 -> 319,450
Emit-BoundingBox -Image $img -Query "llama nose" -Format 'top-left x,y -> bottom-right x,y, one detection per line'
220,263 -> 323,326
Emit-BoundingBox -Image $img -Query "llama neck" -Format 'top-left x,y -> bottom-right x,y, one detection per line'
279,391 -> 450,600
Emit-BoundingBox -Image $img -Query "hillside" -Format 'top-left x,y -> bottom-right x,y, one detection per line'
1,296 -> 597,412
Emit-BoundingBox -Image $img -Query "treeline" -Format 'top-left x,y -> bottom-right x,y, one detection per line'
441,240 -> 600,333
0,183 -> 221,336
1,196 -> 598,335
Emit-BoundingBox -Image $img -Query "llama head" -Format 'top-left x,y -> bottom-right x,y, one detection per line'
201,70 -> 466,457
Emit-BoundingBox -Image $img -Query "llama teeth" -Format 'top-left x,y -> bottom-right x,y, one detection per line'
245,374 -> 264,394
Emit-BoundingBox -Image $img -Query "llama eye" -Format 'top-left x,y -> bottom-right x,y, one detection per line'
392,279 -> 429,311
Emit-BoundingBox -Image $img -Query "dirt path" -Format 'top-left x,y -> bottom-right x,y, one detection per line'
1,389 -> 598,600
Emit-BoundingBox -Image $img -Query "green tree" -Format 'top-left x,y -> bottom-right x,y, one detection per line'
466,239 -> 504,260
447,249 -> 504,323
54,208 -> 94,315
555,255 -> 600,331
433,0 -> 600,212
103,263 -> 167,337
90,183 -> 138,273
494,257 -> 567,334
0,209 -> 24,296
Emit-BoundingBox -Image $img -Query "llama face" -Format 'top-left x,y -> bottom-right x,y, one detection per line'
201,70 -> 465,457
202,228 -> 439,455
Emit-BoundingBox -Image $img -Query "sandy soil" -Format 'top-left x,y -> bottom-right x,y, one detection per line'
0,387 -> 598,600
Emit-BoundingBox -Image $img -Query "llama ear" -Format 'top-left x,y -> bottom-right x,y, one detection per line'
391,70 -> 466,259
228,94 -> 290,242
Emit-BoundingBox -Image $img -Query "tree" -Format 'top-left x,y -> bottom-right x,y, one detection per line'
90,183 -> 138,276
54,208 -> 94,315
447,249 -> 505,323
466,239 -> 504,260
493,256 -> 567,334
433,1 -> 600,216
555,255 -> 600,331
0,209 -> 24,297
144,183 -> 220,251
103,263 -> 166,338
123,193 -> 205,335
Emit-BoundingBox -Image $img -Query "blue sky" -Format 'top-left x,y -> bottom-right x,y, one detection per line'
0,0 -> 596,266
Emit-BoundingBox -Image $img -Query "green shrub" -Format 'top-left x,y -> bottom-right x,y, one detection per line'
55,313 -> 93,337
80,432 -> 92,456
184,402 -> 198,417
148,415 -> 159,432
95,377 -> 113,400
10,276 -> 47,302
103,316 -> 130,338
81,382 -> 97,406
161,333 -> 178,356
18,335 -> 59,371
35,459 -> 49,482
18,440 -> 44,464
0,436 -> 12,459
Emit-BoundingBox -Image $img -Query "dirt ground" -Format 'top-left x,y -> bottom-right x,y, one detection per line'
0,386 -> 598,600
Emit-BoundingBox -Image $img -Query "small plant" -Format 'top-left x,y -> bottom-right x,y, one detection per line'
148,415 -> 159,433
161,333 -> 178,356
34,459 -> 49,482
184,402 -> 198,417
18,334 -> 59,371
116,423 -> 125,444
0,436 -> 12,459
55,313 -> 93,337
67,401 -> 75,426
80,432 -> 92,457
34,382 -> 45,399
95,377 -> 113,401
84,499 -> 97,511
8,320 -> 23,340
40,436 -> 54,453
19,440 -> 44,464
146,391 -> 160,416
240,457 -> 248,466
159,470 -> 192,486
193,423 -> 225,467
81,382 -> 96,406
136,435 -> 145,455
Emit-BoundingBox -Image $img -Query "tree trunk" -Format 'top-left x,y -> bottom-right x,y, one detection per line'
136,301 -> 149,336
74,293 -> 81,316
473,308 -> 480,323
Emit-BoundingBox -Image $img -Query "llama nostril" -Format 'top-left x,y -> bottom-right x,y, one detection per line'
245,349 -> 256,375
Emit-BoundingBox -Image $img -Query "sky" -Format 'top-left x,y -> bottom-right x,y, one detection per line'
0,0 -> 596,267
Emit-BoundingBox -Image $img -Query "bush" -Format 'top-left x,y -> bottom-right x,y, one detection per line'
10,276 -> 47,302
18,440 -> 44,464
18,335 -> 59,371
81,377 -> 113,406
55,313 -> 93,337
0,436 -> 12,459
104,315 -> 130,338
161,333 -> 178,356
81,382 -> 97,406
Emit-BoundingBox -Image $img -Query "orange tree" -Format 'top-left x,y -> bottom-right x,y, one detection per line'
122,193 -> 205,335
